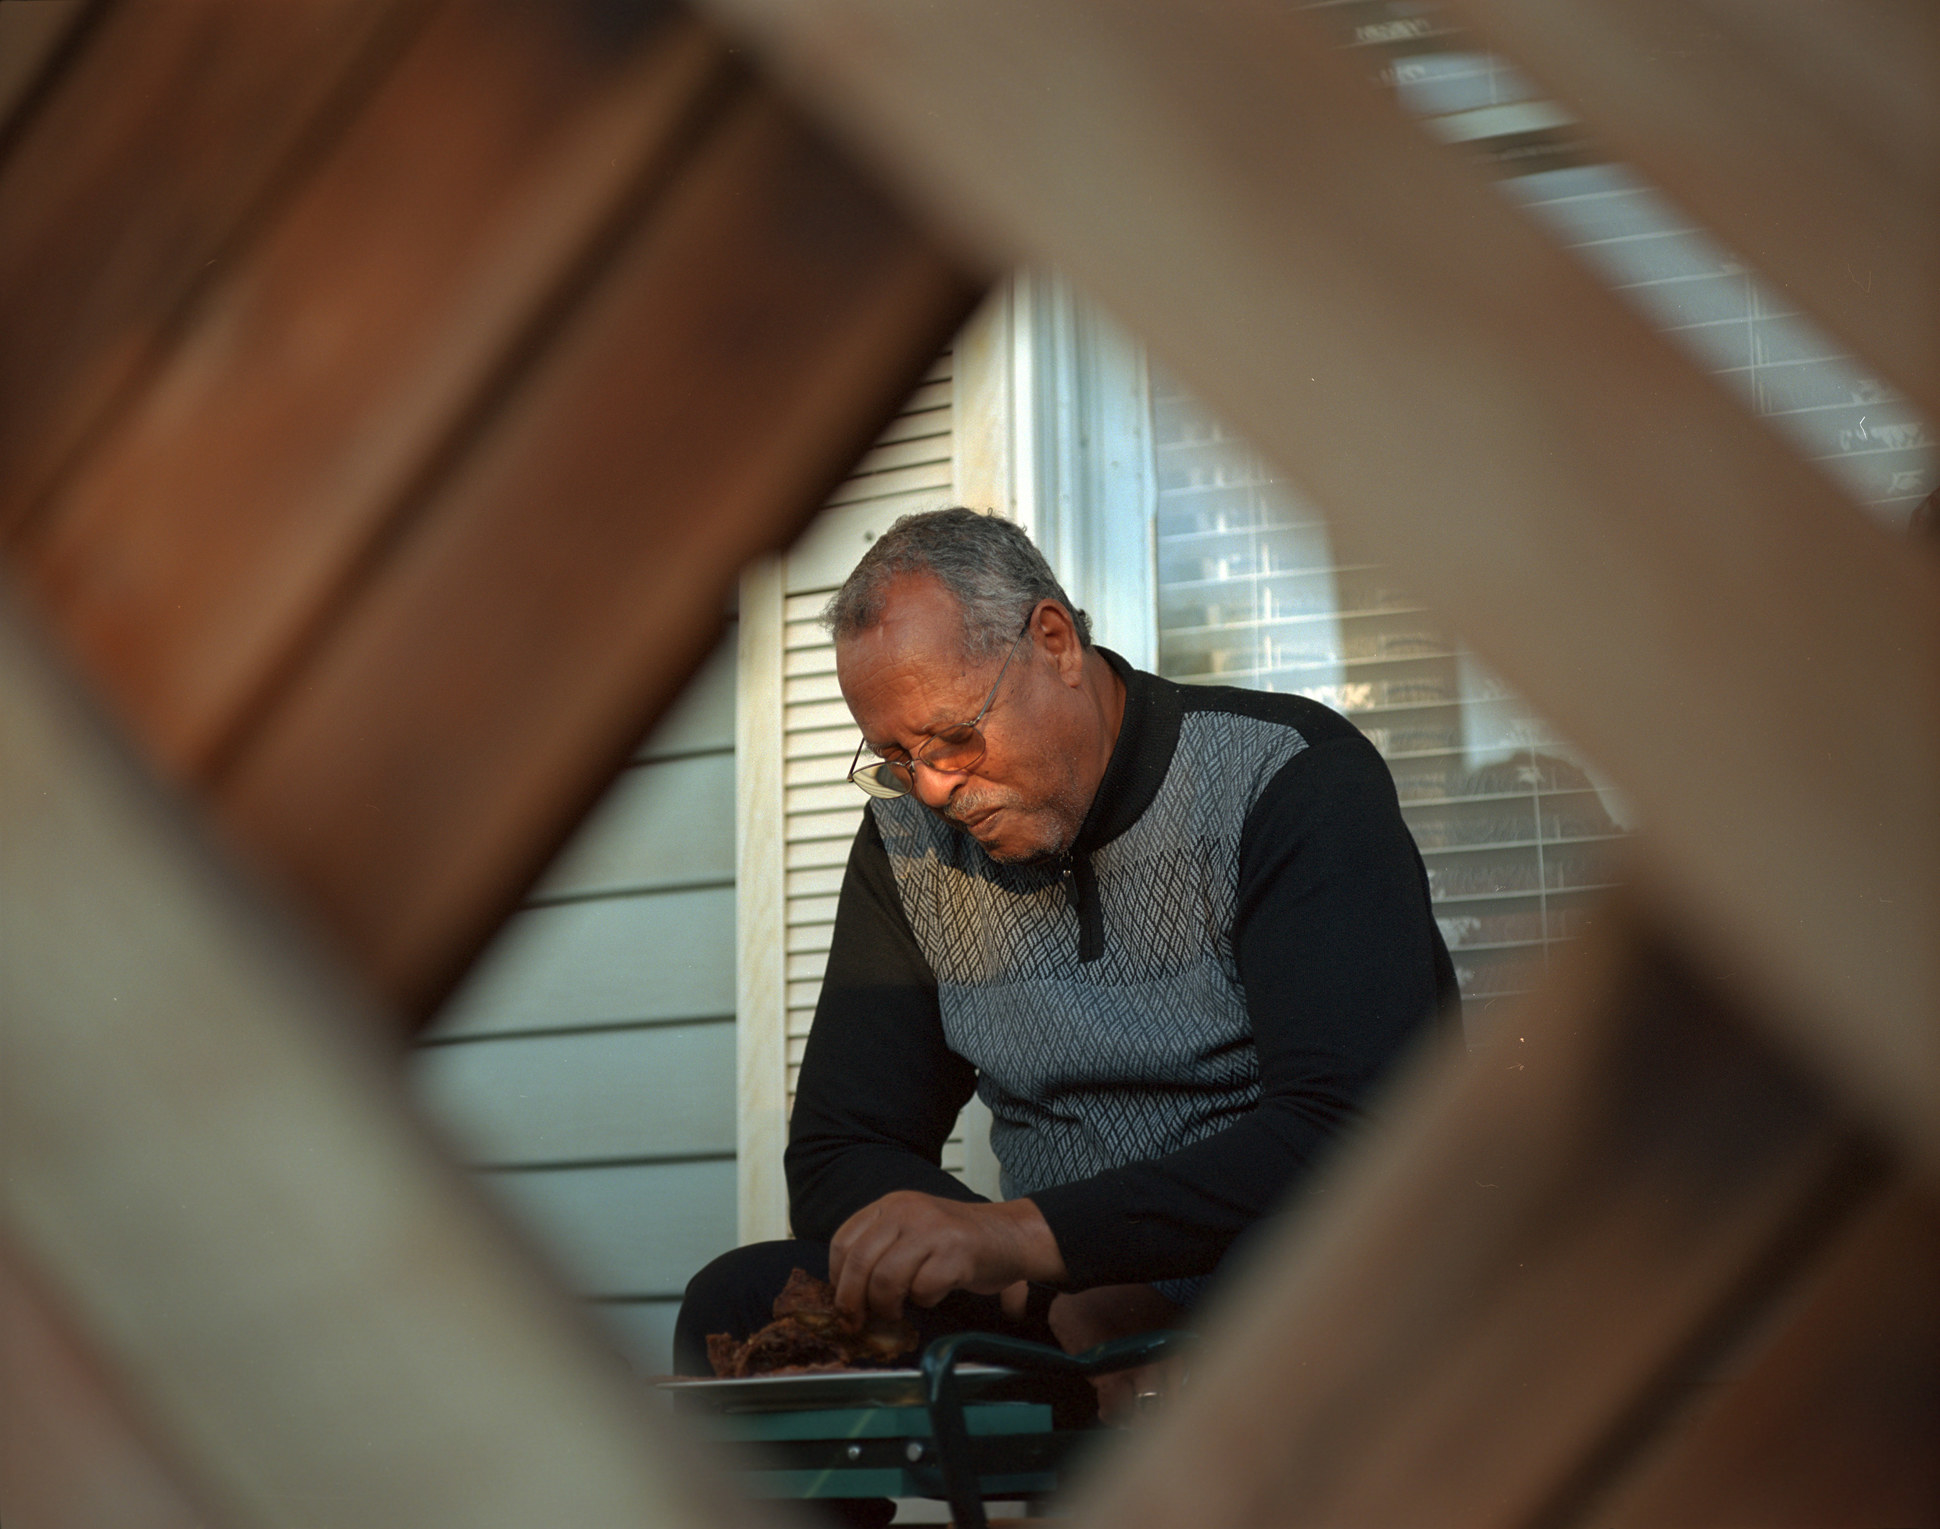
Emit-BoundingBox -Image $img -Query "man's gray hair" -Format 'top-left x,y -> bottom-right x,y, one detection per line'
821,507 -> 1092,659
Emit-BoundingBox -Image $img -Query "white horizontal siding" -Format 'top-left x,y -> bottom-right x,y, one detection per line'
419,634 -> 739,1373
739,347 -> 990,1240
536,752 -> 734,900
634,638 -> 735,761
434,886 -> 735,1038
590,1301 -> 684,1380
481,1159 -> 737,1299
773,357 -> 979,1179
413,1020 -> 734,1167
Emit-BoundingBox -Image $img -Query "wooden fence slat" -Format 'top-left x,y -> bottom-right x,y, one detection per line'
17,1 -> 736,778
693,0 -> 1940,1174
1587,1180 -> 1940,1529
0,596 -> 755,1529
1697,0 -> 1935,185
209,84 -> 976,1018
1440,0 -> 1938,424
0,0 -> 94,142
0,0 -> 430,541
1060,900 -> 1881,1529
0,1238 -> 221,1529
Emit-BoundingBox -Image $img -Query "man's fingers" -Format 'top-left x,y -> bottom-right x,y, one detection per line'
829,1191 -> 1050,1322
864,1235 -> 935,1322
830,1208 -> 896,1323
906,1248 -> 974,1311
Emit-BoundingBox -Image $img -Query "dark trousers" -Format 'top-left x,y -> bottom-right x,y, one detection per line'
673,1239 -> 1060,1376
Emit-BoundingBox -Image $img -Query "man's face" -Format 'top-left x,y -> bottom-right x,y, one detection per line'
836,576 -> 1094,863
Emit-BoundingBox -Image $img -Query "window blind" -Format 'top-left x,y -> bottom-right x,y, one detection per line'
1148,14 -> 1931,1034
1150,367 -> 1628,1030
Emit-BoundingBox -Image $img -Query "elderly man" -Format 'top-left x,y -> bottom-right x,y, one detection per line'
677,508 -> 1456,1393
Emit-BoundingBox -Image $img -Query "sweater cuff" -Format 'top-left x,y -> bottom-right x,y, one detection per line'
1028,1178 -> 1147,1288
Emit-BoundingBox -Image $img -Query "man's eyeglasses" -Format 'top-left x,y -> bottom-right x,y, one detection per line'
847,619 -> 1032,799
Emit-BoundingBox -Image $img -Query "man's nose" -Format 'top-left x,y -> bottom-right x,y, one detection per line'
911,762 -> 957,812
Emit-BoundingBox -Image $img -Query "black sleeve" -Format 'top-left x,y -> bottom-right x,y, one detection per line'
1029,734 -> 1456,1286
786,811 -> 985,1241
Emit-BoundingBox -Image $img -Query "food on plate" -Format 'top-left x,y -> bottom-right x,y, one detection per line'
706,1268 -> 918,1378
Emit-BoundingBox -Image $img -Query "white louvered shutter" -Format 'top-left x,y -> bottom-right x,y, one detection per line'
738,351 -> 971,1240
782,354 -> 967,1175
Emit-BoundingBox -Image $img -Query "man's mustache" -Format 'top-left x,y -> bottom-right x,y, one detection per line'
941,789 -> 1016,825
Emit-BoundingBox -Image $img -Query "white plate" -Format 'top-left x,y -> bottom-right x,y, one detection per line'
658,1363 -> 1024,1412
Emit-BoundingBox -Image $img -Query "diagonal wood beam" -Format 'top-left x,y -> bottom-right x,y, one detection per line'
1590,1178 -> 1940,1529
1693,0 -> 1937,177
0,595 -> 759,1528
7,0 -> 979,1022
1437,0 -> 1939,425
1060,898 -> 1884,1529
201,80 -> 977,1019
0,1239 -> 222,1529
16,0 -> 739,779
693,0 -> 1940,1173
0,0 -> 438,542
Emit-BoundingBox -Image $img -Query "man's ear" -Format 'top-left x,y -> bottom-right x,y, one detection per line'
1033,600 -> 1087,686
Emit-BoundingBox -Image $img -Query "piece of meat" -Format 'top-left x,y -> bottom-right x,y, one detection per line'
735,1318 -> 850,1375
704,1333 -> 743,1377
706,1267 -> 918,1377
772,1266 -> 837,1319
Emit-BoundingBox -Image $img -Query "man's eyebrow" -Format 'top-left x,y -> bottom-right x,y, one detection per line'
866,709 -> 959,755
865,706 -> 962,752
861,733 -> 915,759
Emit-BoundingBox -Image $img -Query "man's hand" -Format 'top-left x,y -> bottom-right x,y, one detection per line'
829,1191 -> 1066,1324
1046,1284 -> 1186,1425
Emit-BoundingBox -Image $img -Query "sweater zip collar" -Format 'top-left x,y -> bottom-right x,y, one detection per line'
1059,650 -> 1184,962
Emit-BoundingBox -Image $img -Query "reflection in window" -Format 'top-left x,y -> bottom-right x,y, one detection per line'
1146,6 -> 1931,1031
1151,368 -> 1629,1029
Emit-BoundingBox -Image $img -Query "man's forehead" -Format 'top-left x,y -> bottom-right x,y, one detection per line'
837,578 -> 969,672
860,573 -> 964,644
836,579 -> 984,739
836,629 -> 975,711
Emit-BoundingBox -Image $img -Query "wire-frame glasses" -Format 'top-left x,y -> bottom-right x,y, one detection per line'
847,619 -> 1033,798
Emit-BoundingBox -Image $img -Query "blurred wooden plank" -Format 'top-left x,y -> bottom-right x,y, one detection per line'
1707,0 -> 1932,173
1588,1181 -> 1940,1529
1063,899 -> 1882,1529
209,82 -> 977,1019
1694,0 -> 1937,180
0,599 -> 754,1529
0,0 -> 431,540
17,0 -> 737,775
0,1240 -> 218,1529
0,0 -> 91,139
694,0 -> 1940,1174
1441,0 -> 1939,423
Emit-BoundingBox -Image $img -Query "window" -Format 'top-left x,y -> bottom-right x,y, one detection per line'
1149,364 -> 1630,1029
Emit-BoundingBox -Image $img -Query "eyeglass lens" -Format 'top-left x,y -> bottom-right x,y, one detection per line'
853,722 -> 986,797
848,616 -> 1030,798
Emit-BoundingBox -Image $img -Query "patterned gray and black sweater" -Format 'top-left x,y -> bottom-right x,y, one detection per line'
786,650 -> 1458,1297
